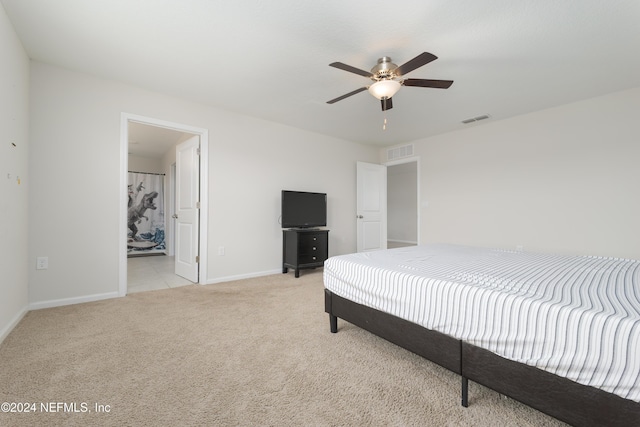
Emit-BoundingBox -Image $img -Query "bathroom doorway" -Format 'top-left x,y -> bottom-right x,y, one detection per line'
119,113 -> 209,296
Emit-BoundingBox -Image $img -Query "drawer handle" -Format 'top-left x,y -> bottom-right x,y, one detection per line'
312,256 -> 316,260
313,237 -> 317,241
312,247 -> 316,250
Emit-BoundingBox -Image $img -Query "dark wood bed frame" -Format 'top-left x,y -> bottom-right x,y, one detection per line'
325,289 -> 640,427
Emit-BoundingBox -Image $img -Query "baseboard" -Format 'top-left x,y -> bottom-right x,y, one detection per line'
205,269 -> 282,285
28,291 -> 121,311
0,306 -> 28,345
388,239 -> 418,245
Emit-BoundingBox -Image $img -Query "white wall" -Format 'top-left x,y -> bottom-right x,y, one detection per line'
28,62 -> 378,306
410,87 -> 640,260
128,154 -> 163,174
0,3 -> 29,342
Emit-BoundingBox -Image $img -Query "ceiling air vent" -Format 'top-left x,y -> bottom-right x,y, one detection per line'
387,144 -> 414,161
462,114 -> 491,124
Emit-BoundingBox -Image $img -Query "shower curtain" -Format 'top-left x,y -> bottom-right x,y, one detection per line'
127,171 -> 165,254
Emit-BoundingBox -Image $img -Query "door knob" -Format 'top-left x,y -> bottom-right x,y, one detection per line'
357,215 -> 364,219
172,214 -> 178,219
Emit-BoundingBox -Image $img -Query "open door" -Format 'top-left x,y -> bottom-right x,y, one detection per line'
356,161 -> 387,252
175,135 -> 200,282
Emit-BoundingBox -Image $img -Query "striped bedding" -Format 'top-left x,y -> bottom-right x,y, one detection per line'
323,243 -> 640,402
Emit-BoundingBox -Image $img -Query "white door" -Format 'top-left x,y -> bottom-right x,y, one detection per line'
356,161 -> 387,252
175,135 -> 200,282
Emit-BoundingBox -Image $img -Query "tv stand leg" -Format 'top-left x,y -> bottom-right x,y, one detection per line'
283,266 -> 288,274
295,269 -> 300,278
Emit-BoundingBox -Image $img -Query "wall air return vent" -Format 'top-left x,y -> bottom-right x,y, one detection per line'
387,144 -> 414,161
462,114 -> 491,124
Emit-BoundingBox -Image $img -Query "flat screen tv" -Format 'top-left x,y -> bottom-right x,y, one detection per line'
281,190 -> 327,229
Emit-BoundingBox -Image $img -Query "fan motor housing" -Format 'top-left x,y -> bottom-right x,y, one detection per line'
371,57 -> 398,81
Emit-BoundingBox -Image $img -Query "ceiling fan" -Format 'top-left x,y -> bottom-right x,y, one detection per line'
327,52 -> 453,111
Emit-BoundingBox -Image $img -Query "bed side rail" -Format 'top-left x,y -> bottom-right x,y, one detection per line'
462,342 -> 640,427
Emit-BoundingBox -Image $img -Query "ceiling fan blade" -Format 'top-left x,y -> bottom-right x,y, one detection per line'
395,52 -> 438,76
402,78 -> 454,89
329,62 -> 373,78
326,87 -> 368,104
381,97 -> 393,111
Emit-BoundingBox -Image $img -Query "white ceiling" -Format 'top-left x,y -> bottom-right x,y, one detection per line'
3,0 -> 640,151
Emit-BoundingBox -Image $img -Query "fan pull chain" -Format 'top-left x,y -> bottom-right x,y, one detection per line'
383,116 -> 387,131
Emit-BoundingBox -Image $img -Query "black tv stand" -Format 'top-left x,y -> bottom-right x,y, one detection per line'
282,228 -> 329,278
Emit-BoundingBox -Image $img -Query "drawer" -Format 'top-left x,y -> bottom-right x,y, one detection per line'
298,233 -> 326,246
298,253 -> 324,264
298,240 -> 327,255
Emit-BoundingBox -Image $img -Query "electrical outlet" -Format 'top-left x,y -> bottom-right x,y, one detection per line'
218,246 -> 225,256
516,245 -> 524,252
36,256 -> 49,270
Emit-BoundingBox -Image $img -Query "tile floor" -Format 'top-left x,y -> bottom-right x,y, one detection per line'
127,254 -> 194,294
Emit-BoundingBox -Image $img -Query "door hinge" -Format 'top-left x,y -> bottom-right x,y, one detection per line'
196,202 -> 200,209
196,255 -> 200,263
197,147 -> 201,156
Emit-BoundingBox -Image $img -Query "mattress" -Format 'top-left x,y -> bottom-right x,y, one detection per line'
323,244 -> 640,402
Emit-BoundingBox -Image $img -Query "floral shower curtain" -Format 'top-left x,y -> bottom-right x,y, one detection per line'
127,171 -> 165,254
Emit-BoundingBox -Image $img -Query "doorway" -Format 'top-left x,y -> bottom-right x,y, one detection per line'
119,113 -> 209,296
127,132 -> 190,293
356,158 -> 419,252
387,159 -> 419,248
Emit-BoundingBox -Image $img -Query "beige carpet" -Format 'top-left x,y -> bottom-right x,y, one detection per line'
0,271 -> 566,427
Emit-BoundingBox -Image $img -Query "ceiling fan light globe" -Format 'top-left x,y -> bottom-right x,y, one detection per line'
368,80 -> 401,100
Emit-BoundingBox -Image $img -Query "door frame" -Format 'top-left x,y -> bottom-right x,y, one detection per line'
119,113 -> 209,296
385,156 -> 420,246
167,162 -> 177,257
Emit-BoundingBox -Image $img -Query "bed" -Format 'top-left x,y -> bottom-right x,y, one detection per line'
323,244 -> 640,426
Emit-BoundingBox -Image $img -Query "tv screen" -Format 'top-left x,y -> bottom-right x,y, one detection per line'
281,190 -> 327,229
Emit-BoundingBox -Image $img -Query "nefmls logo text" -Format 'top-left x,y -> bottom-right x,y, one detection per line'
41,402 -> 89,413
